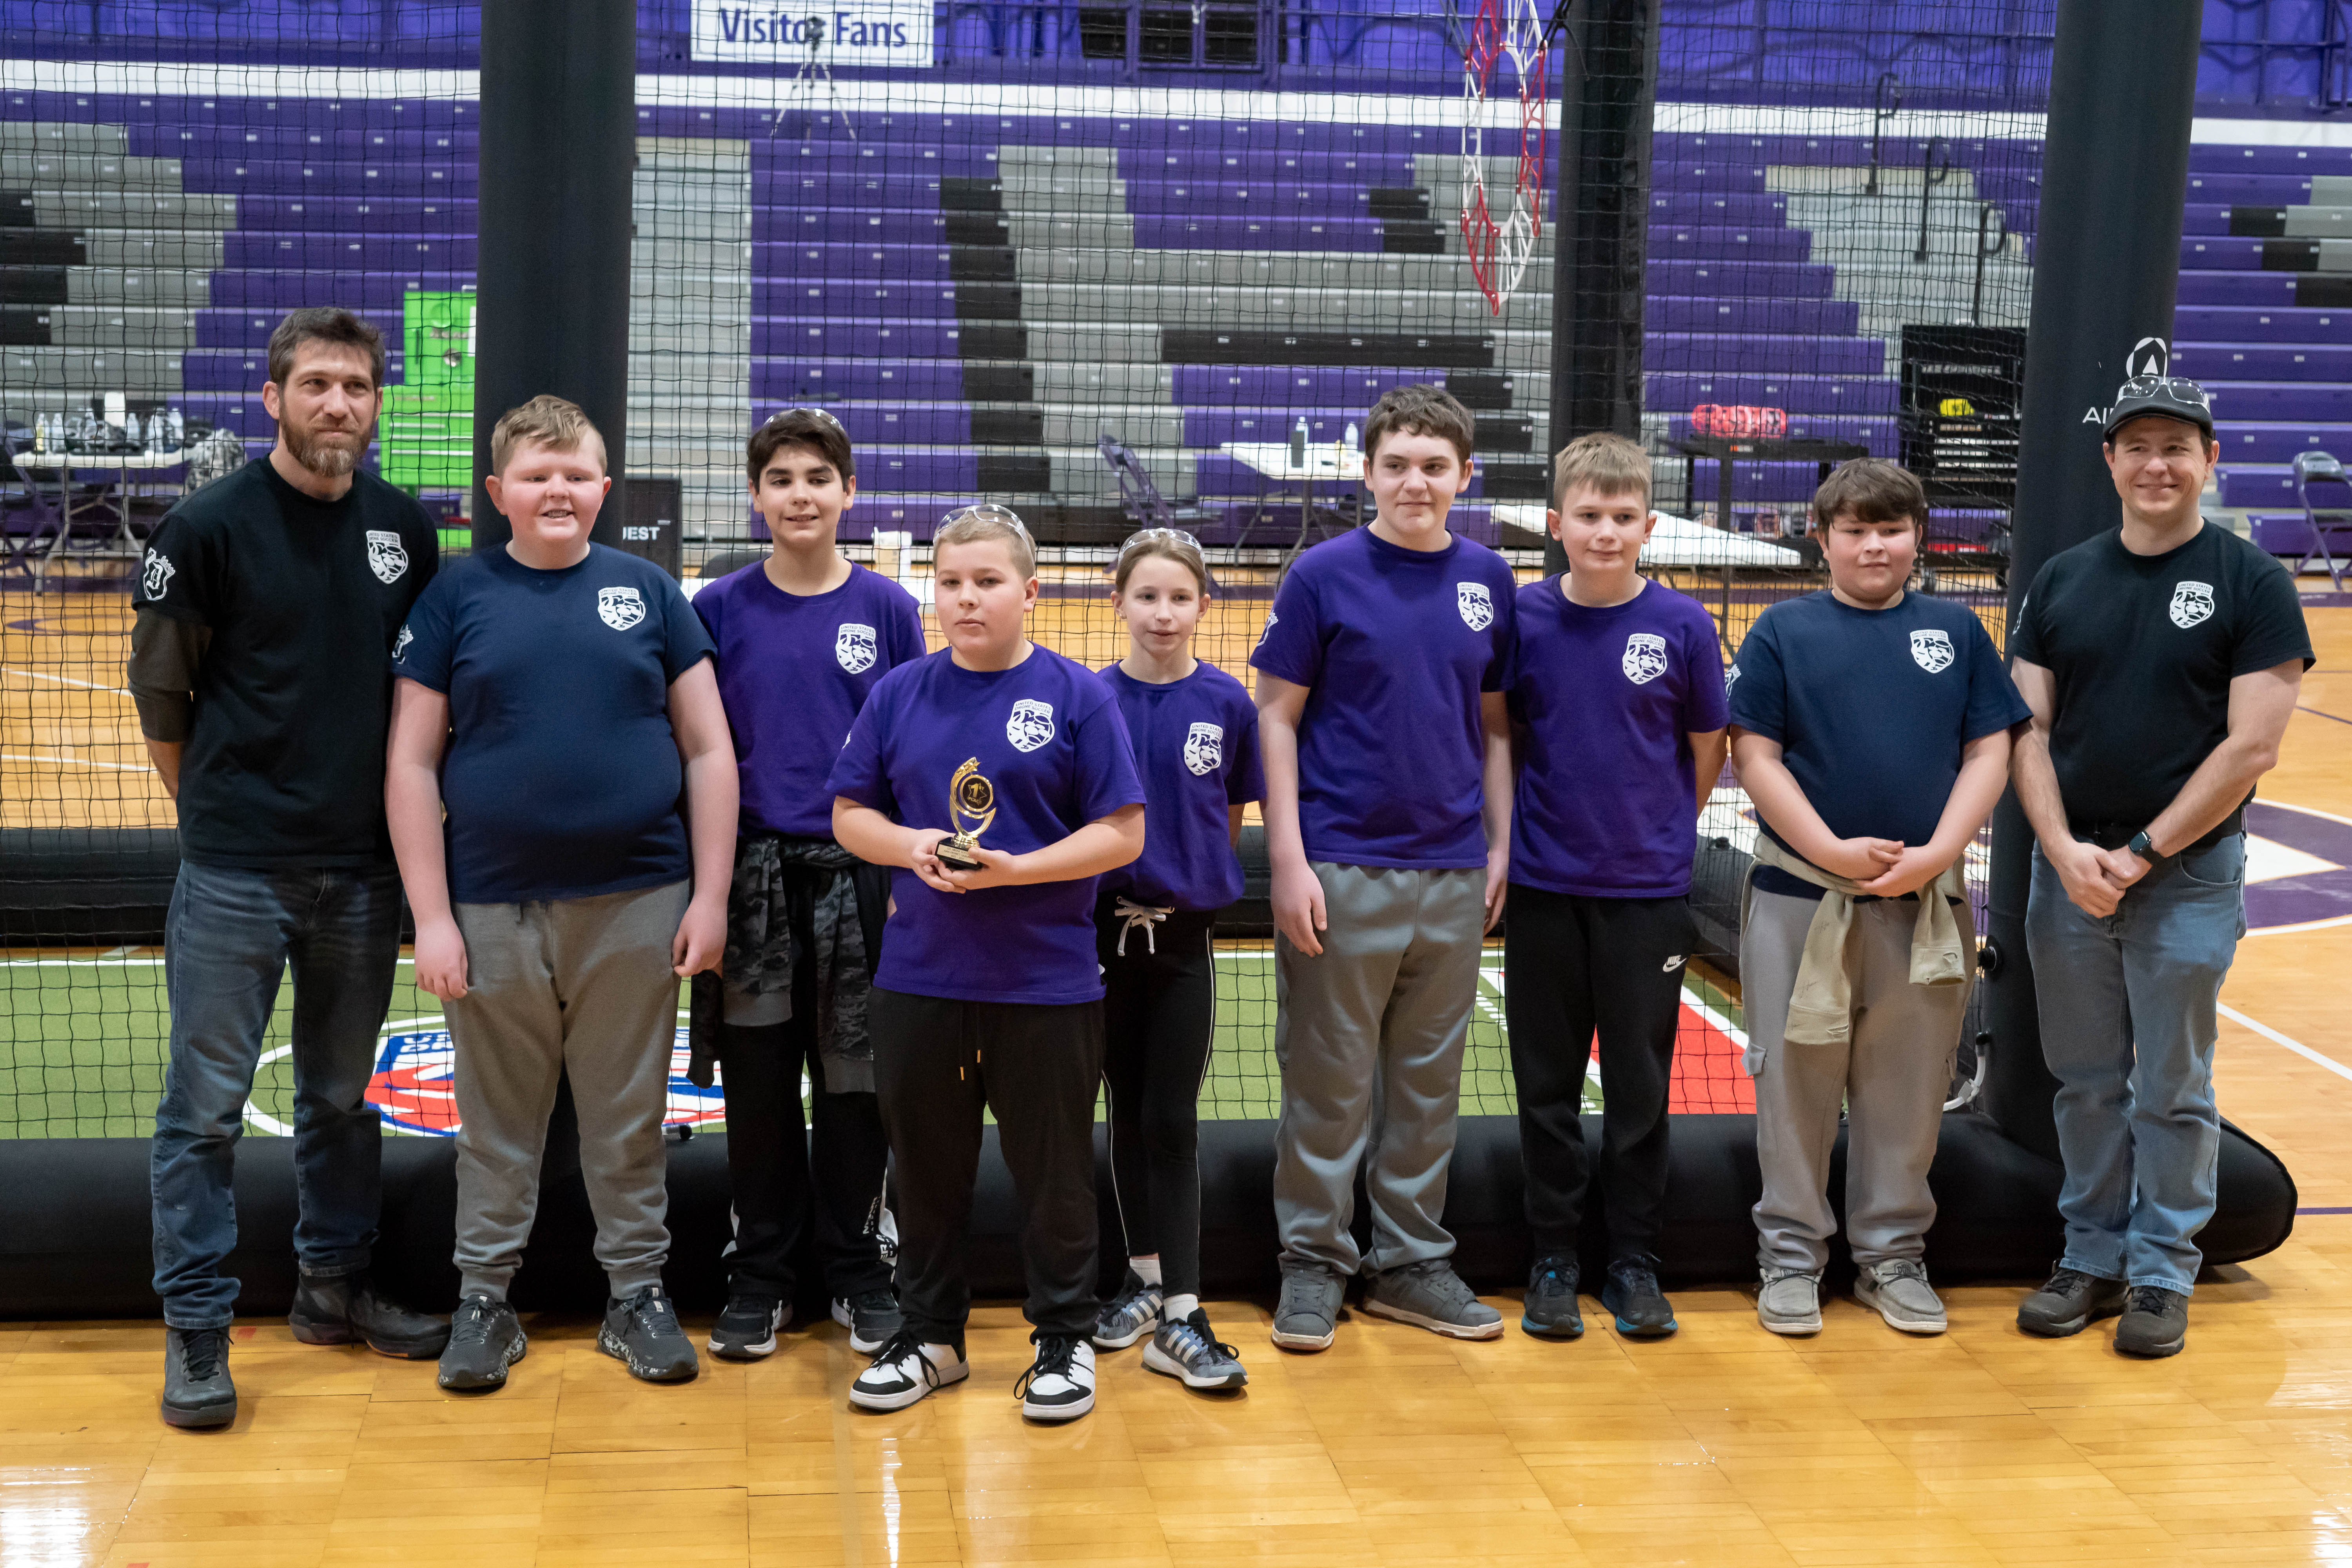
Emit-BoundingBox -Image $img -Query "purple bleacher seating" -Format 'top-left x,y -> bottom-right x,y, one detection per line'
2214,423 -> 2352,463
1651,260 -> 1835,299
1646,332 -> 1885,377
178,158 -> 475,199
2196,382 -> 2350,420
232,197 -> 480,235
185,349 -> 406,390
1170,366 -> 1514,407
2175,342 -> 2352,381
197,308 -> 401,349
753,209 -> 975,246
1647,296 -> 1861,335
749,404 -> 975,445
207,271 -> 475,310
131,126 -> 477,158
1645,373 -> 1900,416
2183,204 -> 2243,235
857,450 -> 981,493
2220,466 -> 2314,508
751,360 -> 971,402
1118,148 -> 1421,183
1649,191 -> 1790,224
1130,215 -> 1389,251
753,320 -> 976,358
224,233 -> 477,270
1650,162 -> 1771,194
2250,514 -> 2352,558
2191,145 -> 2352,176
1646,225 -> 1812,264
2176,305 -> 2352,344
753,281 -> 970,319
2180,237 -> 2279,270
757,244 -> 958,281
2185,172 -> 2323,203
2178,270 -> 2301,306
1195,450 -> 1487,501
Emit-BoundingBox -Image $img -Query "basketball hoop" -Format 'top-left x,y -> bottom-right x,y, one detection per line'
1460,0 -> 1551,316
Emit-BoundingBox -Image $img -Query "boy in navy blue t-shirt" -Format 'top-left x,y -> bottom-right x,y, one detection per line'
1251,384 -> 1516,1351
1726,459 -> 2026,1338
828,505 -> 1145,1423
689,410 -> 926,1363
1503,433 -> 1728,1343
386,397 -> 738,1391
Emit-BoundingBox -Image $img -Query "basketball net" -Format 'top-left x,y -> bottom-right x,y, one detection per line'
1460,0 -> 1550,316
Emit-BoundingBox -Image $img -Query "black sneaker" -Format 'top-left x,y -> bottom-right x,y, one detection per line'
160,1327 -> 236,1430
1600,1256 -> 1677,1338
597,1286 -> 700,1383
2016,1266 -> 2128,1338
831,1288 -> 903,1356
437,1296 -> 527,1391
288,1270 -> 450,1358
1520,1254 -> 1583,1340
1015,1332 -> 1096,1423
709,1292 -> 786,1360
2114,1285 -> 2189,1358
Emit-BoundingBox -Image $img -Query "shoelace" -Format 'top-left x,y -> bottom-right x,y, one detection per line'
2043,1267 -> 2097,1294
845,1288 -> 894,1320
448,1298 -> 498,1347
1873,1259 -> 1929,1285
2126,1285 -> 2177,1315
1278,1267 -> 1332,1313
631,1290 -> 683,1338
1165,1317 -> 1240,1366
1113,896 -> 1172,956
179,1328 -> 227,1381
1015,1334 -> 1081,1397
866,1330 -> 946,1390
1402,1260 -> 1476,1310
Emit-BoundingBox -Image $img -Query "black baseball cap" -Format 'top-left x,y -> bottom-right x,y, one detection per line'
2102,374 -> 2215,441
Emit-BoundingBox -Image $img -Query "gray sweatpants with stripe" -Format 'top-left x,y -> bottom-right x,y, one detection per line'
447,879 -> 691,1302
1743,884 -> 1973,1276
1272,861 -> 1486,1276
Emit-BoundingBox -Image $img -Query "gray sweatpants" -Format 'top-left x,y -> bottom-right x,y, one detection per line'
1273,861 -> 1486,1276
1744,884 -> 1973,1275
447,879 -> 691,1301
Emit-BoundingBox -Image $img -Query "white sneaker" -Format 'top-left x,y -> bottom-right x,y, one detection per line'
1757,1270 -> 1822,1335
847,1333 -> 967,1412
1016,1334 -> 1095,1423
1855,1259 -> 1947,1334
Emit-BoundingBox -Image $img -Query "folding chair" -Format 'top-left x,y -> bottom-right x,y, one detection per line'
2290,450 -> 2350,592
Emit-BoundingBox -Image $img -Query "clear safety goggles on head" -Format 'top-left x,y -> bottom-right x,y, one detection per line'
2112,376 -> 2211,414
1115,526 -> 1201,560
939,502 -> 1032,541
763,406 -> 847,435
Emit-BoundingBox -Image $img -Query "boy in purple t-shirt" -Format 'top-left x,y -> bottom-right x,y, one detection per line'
1502,433 -> 1728,1343
690,410 -> 927,1363
829,505 -> 1145,1423
1251,384 -> 1516,1351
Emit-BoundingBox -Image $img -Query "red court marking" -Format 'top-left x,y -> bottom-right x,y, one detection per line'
1669,1001 -> 1755,1114
237,1326 -> 255,1339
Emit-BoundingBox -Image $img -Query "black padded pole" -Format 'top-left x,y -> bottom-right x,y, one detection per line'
1979,0 -> 2203,1158
1543,0 -> 1662,576
471,0 -> 636,549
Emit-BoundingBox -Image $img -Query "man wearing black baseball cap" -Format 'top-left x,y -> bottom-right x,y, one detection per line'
2005,372 -> 2312,1356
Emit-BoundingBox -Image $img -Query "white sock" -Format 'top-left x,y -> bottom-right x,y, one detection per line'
1162,1293 -> 1200,1325
1130,1256 -> 1163,1289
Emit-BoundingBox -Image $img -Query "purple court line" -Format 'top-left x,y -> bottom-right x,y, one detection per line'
2297,1207 -> 2352,1215
2297,706 -> 2352,728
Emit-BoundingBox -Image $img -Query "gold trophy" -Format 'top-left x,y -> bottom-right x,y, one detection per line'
936,757 -> 996,871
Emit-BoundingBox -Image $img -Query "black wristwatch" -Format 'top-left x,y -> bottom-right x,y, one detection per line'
2127,828 -> 2164,861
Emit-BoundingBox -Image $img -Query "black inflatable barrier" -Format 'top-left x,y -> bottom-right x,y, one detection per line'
2,1112 -> 2294,1321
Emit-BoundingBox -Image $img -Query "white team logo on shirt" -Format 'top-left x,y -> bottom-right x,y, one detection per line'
365,529 -> 409,584
2171,579 -> 2216,629
1257,609 -> 1278,645
1457,581 -> 1494,631
1909,629 -> 1956,674
393,624 -> 414,663
1621,632 -> 1669,685
141,548 -> 175,600
835,622 -> 878,674
1183,721 -> 1224,776
1007,697 -> 1056,752
1726,661 -> 1742,689
597,586 -> 647,630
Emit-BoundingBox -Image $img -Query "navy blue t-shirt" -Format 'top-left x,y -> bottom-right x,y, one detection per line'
394,543 -> 716,903
1096,659 -> 1266,911
1726,590 -> 2027,899
827,644 -> 1146,1005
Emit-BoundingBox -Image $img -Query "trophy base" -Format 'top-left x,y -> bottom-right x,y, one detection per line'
935,838 -> 982,871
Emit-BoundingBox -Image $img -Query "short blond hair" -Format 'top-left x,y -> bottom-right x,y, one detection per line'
1551,431 -> 1651,509
934,503 -> 1035,577
491,394 -> 605,476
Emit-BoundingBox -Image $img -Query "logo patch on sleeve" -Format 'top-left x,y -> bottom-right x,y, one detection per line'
2170,579 -> 2215,628
1456,581 -> 1494,630
1007,697 -> 1056,751
1622,632 -> 1669,684
393,624 -> 414,662
1909,628 -> 1956,673
141,548 -> 175,600
1183,720 -> 1224,775
365,529 -> 410,584
835,622 -> 878,673
597,586 -> 647,630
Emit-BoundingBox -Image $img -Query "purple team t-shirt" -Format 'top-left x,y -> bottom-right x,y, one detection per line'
1096,660 -> 1266,911
1506,577 -> 1729,898
693,561 -> 927,838
827,644 -> 1146,1005
1250,526 -> 1515,869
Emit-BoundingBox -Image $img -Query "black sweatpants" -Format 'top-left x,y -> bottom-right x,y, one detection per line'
1501,884 -> 1697,1261
870,987 -> 1103,1344
715,1020 -> 893,1302
1095,898 -> 1217,1298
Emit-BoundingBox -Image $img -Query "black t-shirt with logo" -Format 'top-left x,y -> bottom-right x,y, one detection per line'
2010,522 -> 2313,845
134,459 -> 439,867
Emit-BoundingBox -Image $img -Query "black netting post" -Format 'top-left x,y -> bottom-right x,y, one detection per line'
1543,0 -> 1663,576
1981,0 -> 2203,1160
472,0 -> 637,549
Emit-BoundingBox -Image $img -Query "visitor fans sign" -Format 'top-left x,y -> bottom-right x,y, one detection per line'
692,1 -> 934,65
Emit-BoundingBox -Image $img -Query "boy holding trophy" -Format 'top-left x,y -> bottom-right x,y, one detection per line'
828,504 -> 1146,1422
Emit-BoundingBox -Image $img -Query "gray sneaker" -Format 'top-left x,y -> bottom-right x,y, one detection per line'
1271,1258 -> 1344,1352
1361,1259 -> 1504,1341
1144,1309 -> 1249,1391
1757,1269 -> 1822,1335
1092,1267 -> 1163,1351
1855,1259 -> 1946,1334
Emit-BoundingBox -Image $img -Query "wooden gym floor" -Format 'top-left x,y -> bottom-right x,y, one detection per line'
4,580 -> 2351,1566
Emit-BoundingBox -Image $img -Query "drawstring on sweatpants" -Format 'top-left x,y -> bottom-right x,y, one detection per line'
1113,896 -> 1175,956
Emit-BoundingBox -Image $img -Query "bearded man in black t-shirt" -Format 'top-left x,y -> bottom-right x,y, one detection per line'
127,308 -> 450,1427
2007,375 -> 2312,1359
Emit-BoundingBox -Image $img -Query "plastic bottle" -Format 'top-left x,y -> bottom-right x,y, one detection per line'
169,408 -> 185,448
1289,416 -> 1309,468
1343,421 -> 1359,454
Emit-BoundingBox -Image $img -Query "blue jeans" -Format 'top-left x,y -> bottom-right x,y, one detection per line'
151,860 -> 403,1328
2025,834 -> 2247,1294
